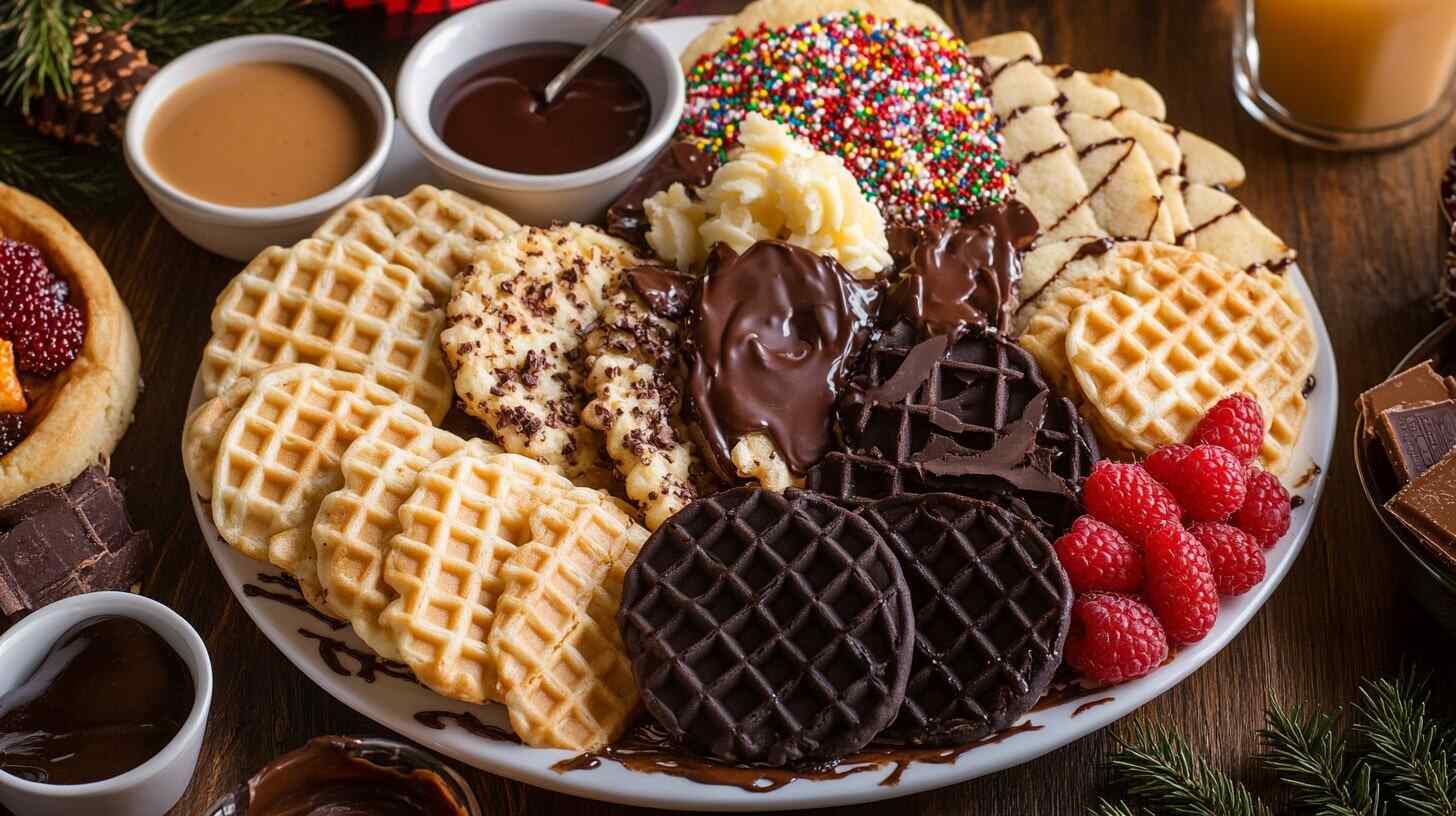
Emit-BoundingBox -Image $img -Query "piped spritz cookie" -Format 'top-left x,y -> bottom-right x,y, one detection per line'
441,224 -> 648,483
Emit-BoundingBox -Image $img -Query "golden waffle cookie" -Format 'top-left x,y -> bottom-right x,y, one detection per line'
313,185 -> 520,303
182,374 -> 256,501
200,237 -> 452,422
489,493 -> 647,751
1063,250 -> 1315,473
380,450 -> 578,703
211,364 -> 428,607
312,412 -> 497,658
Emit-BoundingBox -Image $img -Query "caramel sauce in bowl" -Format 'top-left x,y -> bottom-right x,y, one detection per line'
122,35 -> 394,261
396,0 -> 684,225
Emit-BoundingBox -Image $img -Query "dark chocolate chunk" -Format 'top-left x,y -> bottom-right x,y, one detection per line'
1377,399 -> 1456,484
0,467 -> 151,629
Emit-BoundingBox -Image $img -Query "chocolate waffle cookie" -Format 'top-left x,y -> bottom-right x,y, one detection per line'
618,487 -> 914,766
861,493 -> 1071,745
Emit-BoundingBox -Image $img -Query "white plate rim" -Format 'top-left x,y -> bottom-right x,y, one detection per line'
188,16 -> 1339,811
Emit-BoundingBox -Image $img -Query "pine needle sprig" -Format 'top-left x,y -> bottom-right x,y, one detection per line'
1257,698 -> 1386,816
99,0 -> 338,63
1354,672 -> 1456,816
0,113 -> 134,209
1087,799 -> 1146,816
1106,722 -> 1271,816
0,0 -> 76,111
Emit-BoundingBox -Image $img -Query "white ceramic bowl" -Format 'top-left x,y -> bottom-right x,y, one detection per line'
0,592 -> 213,816
123,35 -> 394,261
396,0 -> 685,225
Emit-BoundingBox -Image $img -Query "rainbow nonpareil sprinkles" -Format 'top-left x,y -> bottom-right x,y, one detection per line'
677,10 -> 1015,225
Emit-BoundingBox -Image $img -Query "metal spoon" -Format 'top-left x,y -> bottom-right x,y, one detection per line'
542,0 -> 671,107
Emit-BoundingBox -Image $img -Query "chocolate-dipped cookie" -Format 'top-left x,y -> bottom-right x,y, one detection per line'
618,487 -> 914,766
860,492 -> 1071,745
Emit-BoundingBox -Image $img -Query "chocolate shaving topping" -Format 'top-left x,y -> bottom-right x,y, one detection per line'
862,334 -> 949,406
914,393 -> 1075,497
684,241 -> 877,479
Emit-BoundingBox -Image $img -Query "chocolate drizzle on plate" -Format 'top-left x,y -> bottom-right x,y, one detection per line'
684,241 -> 877,479
1072,697 -> 1115,717
298,628 -> 417,685
243,572 -> 347,630
414,710 -> 521,744
550,721 -> 1044,792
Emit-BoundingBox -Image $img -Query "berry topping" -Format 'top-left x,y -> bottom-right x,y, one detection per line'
1064,592 -> 1169,684
1143,443 -> 1192,488
1163,445 -> 1248,522
0,239 -> 85,377
0,413 -> 23,457
1191,393 -> 1264,464
1143,523 -> 1219,645
1054,516 -> 1144,594
1233,467 -> 1292,549
1190,522 -> 1266,596
1082,461 -> 1183,542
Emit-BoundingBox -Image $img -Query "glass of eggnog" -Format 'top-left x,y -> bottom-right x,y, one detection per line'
1233,0 -> 1456,151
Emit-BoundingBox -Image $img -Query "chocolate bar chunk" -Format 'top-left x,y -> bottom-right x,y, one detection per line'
0,467 -> 152,629
1387,448 -> 1456,570
1377,399 -> 1456,483
1358,361 -> 1456,437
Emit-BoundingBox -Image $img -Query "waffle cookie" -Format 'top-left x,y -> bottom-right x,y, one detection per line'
489,493 -> 648,751
200,237 -> 452,423
861,493 -> 1071,745
210,364 -> 427,606
379,449 -> 577,703
182,374 -> 256,501
311,409 -> 492,658
619,487 -> 914,766
313,185 -> 520,303
1064,252 -> 1314,472
441,224 -> 649,482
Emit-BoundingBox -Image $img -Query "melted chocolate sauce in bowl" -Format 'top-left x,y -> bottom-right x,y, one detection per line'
0,592 -> 212,816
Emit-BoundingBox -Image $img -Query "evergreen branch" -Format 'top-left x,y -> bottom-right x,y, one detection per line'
1257,697 -> 1386,816
1087,799 -> 1146,816
1354,672 -> 1456,816
1106,722 -> 1270,816
0,112 -> 134,209
0,0 -> 75,111
99,0 -> 337,63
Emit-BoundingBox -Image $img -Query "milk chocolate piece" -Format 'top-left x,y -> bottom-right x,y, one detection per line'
1377,399 -> 1456,483
1358,360 -> 1456,437
0,467 -> 151,629
1387,448 -> 1456,569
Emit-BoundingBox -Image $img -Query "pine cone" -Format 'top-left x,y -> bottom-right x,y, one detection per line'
26,11 -> 157,146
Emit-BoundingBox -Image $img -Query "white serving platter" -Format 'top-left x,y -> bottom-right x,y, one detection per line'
188,15 -> 1338,811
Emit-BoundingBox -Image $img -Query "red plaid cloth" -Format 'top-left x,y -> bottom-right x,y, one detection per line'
335,0 -> 608,13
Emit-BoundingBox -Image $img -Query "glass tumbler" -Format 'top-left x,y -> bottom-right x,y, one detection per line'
1233,0 -> 1456,151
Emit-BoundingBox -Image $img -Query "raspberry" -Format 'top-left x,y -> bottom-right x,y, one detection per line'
1191,393 -> 1264,464
1082,461 -> 1182,542
1054,516 -> 1144,593
1190,522 -> 1266,596
1164,445 -> 1247,522
0,413 -> 23,457
1233,468 -> 1292,549
1064,592 -> 1169,684
1143,443 -> 1192,488
1143,523 -> 1219,644
0,239 -> 85,377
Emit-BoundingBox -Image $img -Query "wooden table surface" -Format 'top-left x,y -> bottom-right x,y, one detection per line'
21,0 -> 1456,813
